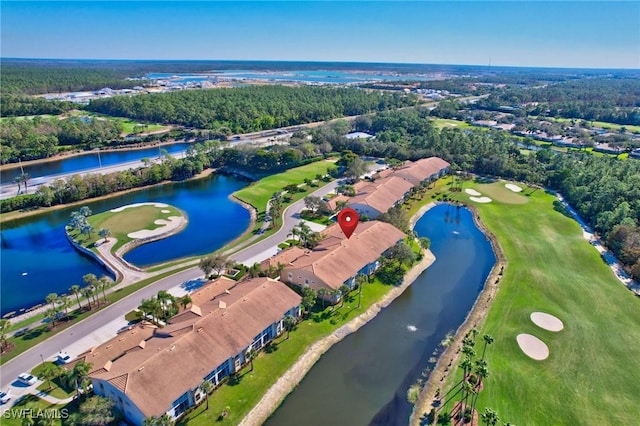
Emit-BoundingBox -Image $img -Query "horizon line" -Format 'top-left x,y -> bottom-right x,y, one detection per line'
2,57 -> 639,72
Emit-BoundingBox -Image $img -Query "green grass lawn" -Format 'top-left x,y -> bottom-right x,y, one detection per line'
179,259 -> 419,425
32,362 -> 76,400
0,395 -> 66,426
436,178 -> 640,425
68,110 -> 167,135
232,160 -> 336,214
544,116 -> 640,134
68,204 -> 184,252
430,118 -> 472,130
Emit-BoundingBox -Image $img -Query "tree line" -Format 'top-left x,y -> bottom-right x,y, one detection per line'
310,108 -> 640,279
1,115 -> 123,162
86,85 -> 417,131
474,78 -> 640,125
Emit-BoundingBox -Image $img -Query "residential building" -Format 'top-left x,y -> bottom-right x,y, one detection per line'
348,176 -> 414,218
344,131 -> 375,140
392,157 -> 450,186
80,277 -> 301,425
272,221 -> 405,296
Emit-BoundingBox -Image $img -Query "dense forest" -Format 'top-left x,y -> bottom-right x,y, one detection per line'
475,78 -> 640,125
310,109 -> 640,278
4,108 -> 638,279
0,116 -> 122,163
86,86 -> 417,131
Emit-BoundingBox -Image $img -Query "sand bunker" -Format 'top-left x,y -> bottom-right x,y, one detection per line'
516,333 -> 549,360
127,216 -> 183,239
161,209 -> 170,213
465,188 -> 482,196
531,312 -> 564,332
469,196 -> 492,203
111,202 -> 168,213
505,183 -> 523,193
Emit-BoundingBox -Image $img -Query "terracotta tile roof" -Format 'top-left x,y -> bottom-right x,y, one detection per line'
282,221 -> 405,290
327,195 -> 350,211
260,246 -> 306,271
393,157 -> 450,186
348,176 -> 414,214
89,278 -> 301,418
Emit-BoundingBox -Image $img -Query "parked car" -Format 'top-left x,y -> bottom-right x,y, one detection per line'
57,351 -> 72,364
0,390 -> 11,404
17,373 -> 37,386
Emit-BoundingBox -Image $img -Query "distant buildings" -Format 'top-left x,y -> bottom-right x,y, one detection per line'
344,131 -> 375,140
81,277 -> 301,425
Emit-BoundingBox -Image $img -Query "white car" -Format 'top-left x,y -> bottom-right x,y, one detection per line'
57,351 -> 72,364
0,390 -> 10,404
17,373 -> 37,386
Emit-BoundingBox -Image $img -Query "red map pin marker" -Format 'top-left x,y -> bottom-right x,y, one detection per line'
337,207 -> 359,239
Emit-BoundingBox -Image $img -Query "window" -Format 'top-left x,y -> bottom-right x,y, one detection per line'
304,279 -> 309,285
288,272 -> 292,279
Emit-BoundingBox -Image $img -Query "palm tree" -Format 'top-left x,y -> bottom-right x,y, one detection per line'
355,274 -> 367,308
98,228 -> 111,243
0,319 -> 10,352
470,362 -> 490,424
99,276 -> 112,303
178,295 -> 192,310
283,315 -> 296,340
317,288 -> 329,309
339,284 -> 351,308
59,296 -> 72,320
462,343 -> 476,359
157,290 -> 173,319
46,293 -> 58,311
82,287 -> 93,310
40,362 -> 61,391
72,361 -> 93,398
481,334 -> 494,360
199,380 -> 214,411
245,347 -> 257,372
20,173 -> 30,194
21,415 -> 35,426
248,262 -> 262,278
288,226 -> 301,244
70,285 -> 82,310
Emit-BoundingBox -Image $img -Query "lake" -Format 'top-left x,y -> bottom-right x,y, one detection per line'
0,142 -> 192,183
0,174 -> 250,316
265,204 -> 496,426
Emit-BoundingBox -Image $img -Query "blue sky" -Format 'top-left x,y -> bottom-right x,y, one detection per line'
1,1 -> 639,69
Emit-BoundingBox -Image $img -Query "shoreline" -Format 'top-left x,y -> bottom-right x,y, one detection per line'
0,137 -> 186,171
239,250 -> 436,426
0,168 -> 217,225
238,200 -> 441,426
409,203 -> 506,426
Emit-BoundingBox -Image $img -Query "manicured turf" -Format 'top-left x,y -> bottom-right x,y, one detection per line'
68,204 -> 183,252
430,118 -> 472,129
0,395 -> 65,426
232,160 -> 336,214
179,256 -> 420,425
474,181 -> 529,205
439,177 -> 640,425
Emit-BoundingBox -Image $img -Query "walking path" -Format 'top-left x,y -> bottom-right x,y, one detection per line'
556,193 -> 640,295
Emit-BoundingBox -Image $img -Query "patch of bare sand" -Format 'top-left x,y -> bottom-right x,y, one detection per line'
110,202 -> 168,212
531,312 -> 564,332
505,183 -> 523,192
464,188 -> 482,196
516,333 -> 549,360
127,216 -> 183,239
469,196 -> 492,203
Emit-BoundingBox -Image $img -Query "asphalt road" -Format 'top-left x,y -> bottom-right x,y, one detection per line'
0,176 -> 341,389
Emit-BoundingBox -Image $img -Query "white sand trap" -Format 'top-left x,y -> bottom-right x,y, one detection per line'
110,202 -> 168,213
505,183 -> 523,193
161,209 -> 170,213
469,196 -> 492,203
127,216 -> 183,239
465,188 -> 482,196
516,333 -> 549,360
531,312 -> 564,332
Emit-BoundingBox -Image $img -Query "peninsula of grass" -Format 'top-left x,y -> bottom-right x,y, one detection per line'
232,160 -> 336,214
67,203 -> 185,253
432,179 -> 640,425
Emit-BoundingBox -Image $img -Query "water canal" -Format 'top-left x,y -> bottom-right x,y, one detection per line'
0,174 -> 250,315
265,204 -> 496,426
0,142 -> 192,182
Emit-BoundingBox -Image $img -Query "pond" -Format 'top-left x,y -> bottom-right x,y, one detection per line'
265,204 -> 496,426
